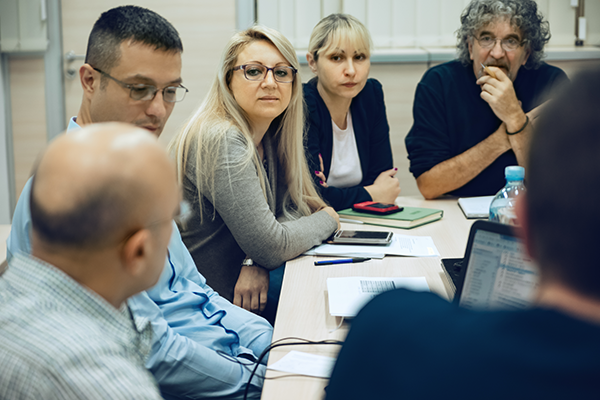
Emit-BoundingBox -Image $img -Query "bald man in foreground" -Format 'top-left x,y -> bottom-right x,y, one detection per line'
0,124 -> 179,399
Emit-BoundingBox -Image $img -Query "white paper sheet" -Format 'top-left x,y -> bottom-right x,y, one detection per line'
458,196 -> 494,219
267,351 -> 336,378
327,276 -> 430,317
304,234 -> 439,258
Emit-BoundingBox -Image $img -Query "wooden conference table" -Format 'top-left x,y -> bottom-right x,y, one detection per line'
260,196 -> 476,400
0,201 -> 473,399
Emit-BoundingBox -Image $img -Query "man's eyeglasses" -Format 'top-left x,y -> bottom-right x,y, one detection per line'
232,64 -> 297,83
475,35 -> 525,52
92,67 -> 188,103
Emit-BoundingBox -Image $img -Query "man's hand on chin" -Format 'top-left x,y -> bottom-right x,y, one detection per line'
476,66 -> 526,130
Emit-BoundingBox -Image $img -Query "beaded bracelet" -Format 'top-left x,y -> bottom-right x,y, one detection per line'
506,115 -> 529,135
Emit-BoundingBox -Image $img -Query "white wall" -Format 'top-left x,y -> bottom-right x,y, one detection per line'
0,60 -> 12,224
257,0 -> 597,50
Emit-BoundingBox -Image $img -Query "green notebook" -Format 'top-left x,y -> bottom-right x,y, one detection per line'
338,206 -> 443,229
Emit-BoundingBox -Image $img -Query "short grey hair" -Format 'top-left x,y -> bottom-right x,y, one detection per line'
456,0 -> 550,69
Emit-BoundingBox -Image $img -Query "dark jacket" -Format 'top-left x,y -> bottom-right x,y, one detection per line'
304,77 -> 394,210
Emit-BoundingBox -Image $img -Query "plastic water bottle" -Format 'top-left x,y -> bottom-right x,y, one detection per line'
489,166 -> 525,225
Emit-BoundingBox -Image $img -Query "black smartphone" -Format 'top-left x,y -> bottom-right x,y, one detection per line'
332,230 -> 393,245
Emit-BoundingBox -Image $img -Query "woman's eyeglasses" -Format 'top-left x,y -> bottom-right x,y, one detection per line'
232,64 -> 297,83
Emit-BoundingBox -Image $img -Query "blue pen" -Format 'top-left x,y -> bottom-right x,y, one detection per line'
314,257 -> 371,266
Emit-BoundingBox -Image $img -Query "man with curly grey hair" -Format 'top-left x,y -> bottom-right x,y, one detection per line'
405,0 -> 567,199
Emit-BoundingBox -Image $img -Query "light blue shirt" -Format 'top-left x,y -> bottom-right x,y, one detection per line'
7,117 -> 273,400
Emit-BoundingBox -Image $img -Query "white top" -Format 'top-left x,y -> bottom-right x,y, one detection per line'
327,111 -> 362,188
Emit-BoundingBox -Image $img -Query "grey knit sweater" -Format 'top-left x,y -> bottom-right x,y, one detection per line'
179,128 -> 338,301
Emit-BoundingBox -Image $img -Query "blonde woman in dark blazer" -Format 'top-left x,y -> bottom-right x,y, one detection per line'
305,14 -> 400,211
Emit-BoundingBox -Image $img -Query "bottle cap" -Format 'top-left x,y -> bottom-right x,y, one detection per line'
505,166 -> 525,181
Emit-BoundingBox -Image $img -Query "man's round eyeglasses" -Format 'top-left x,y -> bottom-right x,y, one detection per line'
232,64 -> 297,83
92,67 -> 188,103
475,35 -> 525,52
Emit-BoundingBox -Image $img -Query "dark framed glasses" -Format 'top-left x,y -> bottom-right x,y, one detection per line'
92,67 -> 188,102
474,35 -> 525,52
232,64 -> 297,83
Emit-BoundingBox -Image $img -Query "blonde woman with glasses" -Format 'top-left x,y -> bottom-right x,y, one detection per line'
305,14 -> 400,211
169,26 -> 339,323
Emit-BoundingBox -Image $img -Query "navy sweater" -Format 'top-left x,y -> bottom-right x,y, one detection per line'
405,60 -> 567,197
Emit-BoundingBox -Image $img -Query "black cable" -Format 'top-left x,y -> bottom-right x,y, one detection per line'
241,336 -> 344,400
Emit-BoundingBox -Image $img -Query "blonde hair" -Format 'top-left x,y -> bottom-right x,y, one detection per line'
308,14 -> 373,61
168,25 -> 326,220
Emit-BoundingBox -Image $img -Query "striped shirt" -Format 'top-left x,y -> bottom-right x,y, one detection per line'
0,253 -> 163,399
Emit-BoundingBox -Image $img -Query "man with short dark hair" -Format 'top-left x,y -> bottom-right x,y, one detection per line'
7,6 -> 272,400
405,0 -> 567,199
0,124 -> 175,399
326,68 -> 600,399
76,5 -> 185,135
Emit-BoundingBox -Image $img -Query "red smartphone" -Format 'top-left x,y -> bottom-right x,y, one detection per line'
352,201 -> 403,215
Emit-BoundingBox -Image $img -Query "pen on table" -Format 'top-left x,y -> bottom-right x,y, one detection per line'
339,217 -> 364,224
314,257 -> 371,266
481,63 -> 497,79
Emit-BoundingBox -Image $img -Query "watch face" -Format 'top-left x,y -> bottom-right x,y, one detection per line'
242,258 -> 254,266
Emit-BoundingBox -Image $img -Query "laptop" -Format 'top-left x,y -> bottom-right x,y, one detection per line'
443,220 -> 539,310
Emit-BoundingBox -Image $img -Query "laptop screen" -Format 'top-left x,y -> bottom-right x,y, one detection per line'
458,227 -> 538,311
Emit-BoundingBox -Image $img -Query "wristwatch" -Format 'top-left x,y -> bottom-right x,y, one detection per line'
242,257 -> 255,267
